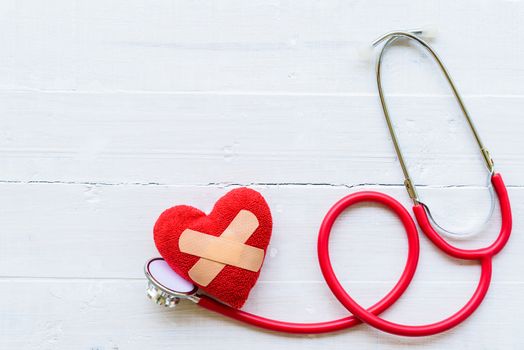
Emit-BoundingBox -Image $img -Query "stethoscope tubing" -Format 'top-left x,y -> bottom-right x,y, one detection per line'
197,173 -> 511,336
414,173 -> 512,260
198,191 -> 420,334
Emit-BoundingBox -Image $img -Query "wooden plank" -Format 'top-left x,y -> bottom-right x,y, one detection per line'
0,1 -> 522,94
0,279 -> 521,349
0,92 -> 521,186
0,183 -> 520,283
1,0 -> 522,348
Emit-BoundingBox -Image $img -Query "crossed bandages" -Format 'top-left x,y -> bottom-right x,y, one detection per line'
179,210 -> 264,286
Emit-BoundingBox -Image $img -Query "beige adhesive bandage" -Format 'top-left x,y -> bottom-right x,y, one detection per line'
180,210 -> 261,286
179,230 -> 264,272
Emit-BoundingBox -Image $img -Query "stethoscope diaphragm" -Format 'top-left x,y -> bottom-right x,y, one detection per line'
144,257 -> 199,308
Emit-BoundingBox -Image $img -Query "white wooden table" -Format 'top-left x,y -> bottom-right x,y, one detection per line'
1,1 -> 523,348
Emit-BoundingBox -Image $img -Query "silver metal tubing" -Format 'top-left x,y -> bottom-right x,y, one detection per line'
373,30 -> 496,239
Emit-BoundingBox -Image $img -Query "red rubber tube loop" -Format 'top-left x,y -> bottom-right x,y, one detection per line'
198,191 -> 420,334
318,173 -> 510,336
414,173 -> 512,259
319,227 -> 493,336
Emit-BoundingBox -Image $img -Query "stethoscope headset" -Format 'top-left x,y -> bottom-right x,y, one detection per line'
144,29 -> 512,337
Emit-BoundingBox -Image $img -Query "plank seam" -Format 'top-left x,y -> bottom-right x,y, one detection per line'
0,179 -> 522,188
1,89 -> 524,98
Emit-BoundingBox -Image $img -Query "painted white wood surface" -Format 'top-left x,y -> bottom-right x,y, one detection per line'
0,0 -> 523,349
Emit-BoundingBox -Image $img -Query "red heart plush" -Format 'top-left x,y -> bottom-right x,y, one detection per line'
154,188 -> 272,309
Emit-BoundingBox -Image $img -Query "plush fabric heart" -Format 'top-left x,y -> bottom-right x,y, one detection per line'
154,188 -> 272,309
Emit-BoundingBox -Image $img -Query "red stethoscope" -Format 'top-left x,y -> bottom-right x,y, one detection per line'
144,30 -> 512,337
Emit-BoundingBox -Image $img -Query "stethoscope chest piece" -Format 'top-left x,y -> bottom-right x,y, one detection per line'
144,257 -> 199,308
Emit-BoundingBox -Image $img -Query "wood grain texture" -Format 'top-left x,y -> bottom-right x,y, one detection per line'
0,92 -> 521,186
0,0 -> 523,349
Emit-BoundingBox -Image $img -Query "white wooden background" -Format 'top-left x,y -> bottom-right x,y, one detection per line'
1,0 -> 523,349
